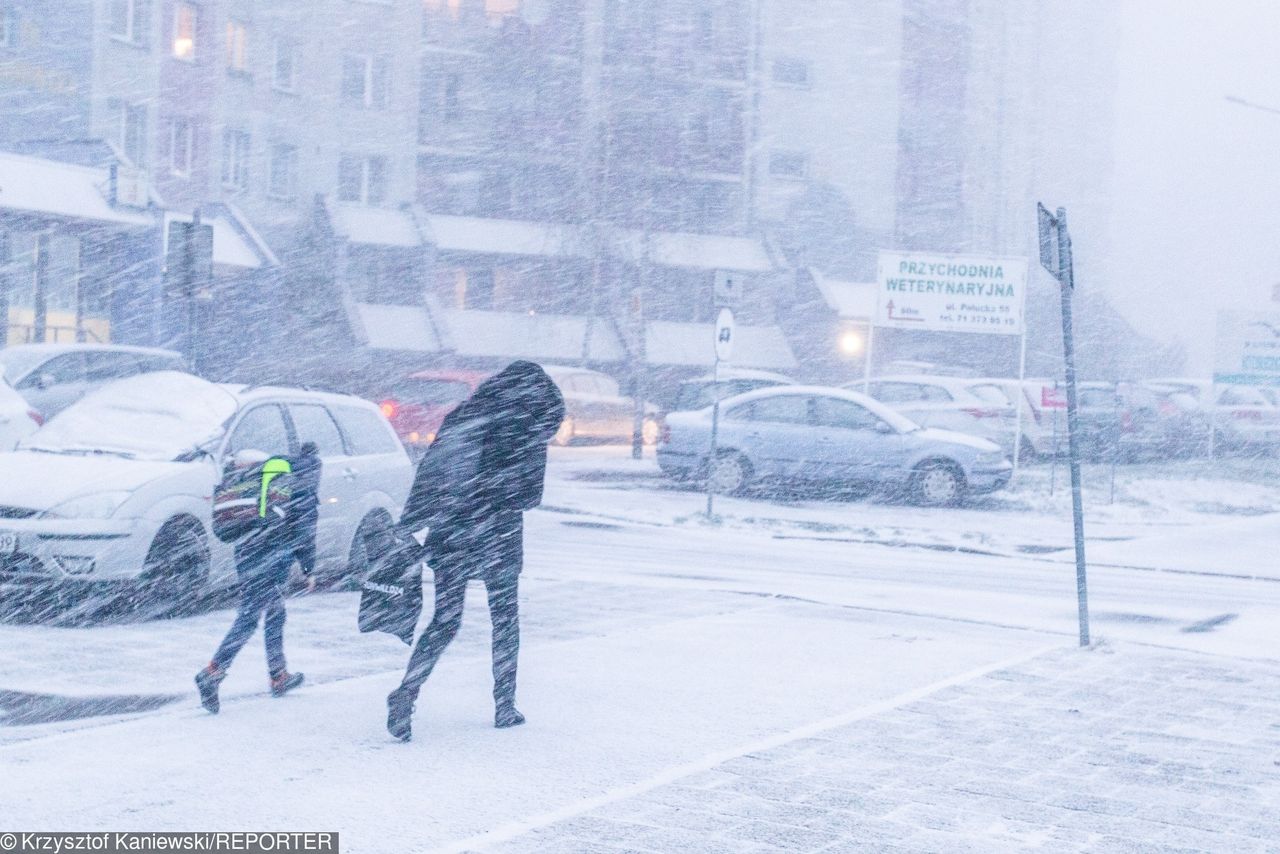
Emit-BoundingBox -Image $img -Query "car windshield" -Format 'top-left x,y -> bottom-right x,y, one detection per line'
0,350 -> 51,384
390,378 -> 474,406
20,371 -> 238,461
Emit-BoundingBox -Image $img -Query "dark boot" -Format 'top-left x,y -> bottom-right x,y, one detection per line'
270,671 -> 305,697
495,703 -> 525,729
195,663 -> 225,714
387,687 -> 416,742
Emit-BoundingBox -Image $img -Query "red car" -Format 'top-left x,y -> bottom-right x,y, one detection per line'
376,369 -> 491,456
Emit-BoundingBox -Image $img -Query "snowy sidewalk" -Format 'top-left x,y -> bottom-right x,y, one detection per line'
467,645 -> 1280,853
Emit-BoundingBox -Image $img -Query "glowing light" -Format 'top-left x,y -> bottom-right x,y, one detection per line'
839,330 -> 864,356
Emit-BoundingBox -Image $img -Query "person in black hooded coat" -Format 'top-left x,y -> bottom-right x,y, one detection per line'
388,361 -> 564,741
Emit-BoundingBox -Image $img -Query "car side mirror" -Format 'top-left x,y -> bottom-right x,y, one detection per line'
33,373 -> 54,391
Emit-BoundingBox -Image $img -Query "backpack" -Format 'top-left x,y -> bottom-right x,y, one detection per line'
212,456 -> 294,544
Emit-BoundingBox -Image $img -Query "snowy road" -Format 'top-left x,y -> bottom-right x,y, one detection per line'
0,449 -> 1276,851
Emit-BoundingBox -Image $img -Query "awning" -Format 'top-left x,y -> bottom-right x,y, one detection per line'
165,212 -> 269,270
645,321 -> 797,369
330,205 -> 422,247
352,303 -> 444,352
427,214 -> 583,258
0,152 -> 154,228
443,310 -> 625,362
618,230 -> 775,272
811,268 -> 877,318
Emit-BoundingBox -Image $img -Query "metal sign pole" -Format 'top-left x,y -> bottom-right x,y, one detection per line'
1012,329 -> 1028,473
861,320 -> 875,393
1039,203 -> 1090,648
1056,210 -> 1090,647
706,357 -> 721,519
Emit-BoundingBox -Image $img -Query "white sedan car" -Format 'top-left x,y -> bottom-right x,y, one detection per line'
0,372 -> 412,606
0,376 -> 41,451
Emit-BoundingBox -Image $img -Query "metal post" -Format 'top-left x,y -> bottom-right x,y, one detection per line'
0,231 -> 10,348
1055,208 -> 1090,647
33,233 -> 49,343
706,357 -> 721,519
1012,328 -> 1028,473
187,210 -> 199,372
861,319 -> 875,393
1109,382 -> 1119,505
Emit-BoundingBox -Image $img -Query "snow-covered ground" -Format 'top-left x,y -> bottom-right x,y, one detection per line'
1,448 -> 1277,851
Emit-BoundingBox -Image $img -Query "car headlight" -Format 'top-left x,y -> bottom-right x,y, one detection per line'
42,491 -> 133,520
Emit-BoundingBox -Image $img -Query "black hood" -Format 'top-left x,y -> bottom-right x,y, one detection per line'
461,360 -> 565,444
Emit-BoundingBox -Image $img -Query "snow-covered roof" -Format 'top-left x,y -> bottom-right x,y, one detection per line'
443,310 -> 625,362
618,230 -> 775,272
811,269 -> 877,319
427,214 -> 583,258
330,205 -> 423,247
165,211 -> 268,270
0,151 -> 154,228
353,303 -> 444,352
645,321 -> 797,369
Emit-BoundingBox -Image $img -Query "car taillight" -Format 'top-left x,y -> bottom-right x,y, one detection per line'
1232,409 -> 1262,420
1121,410 -> 1134,431
27,409 -> 43,426
379,400 -> 398,419
1157,400 -> 1178,416
961,408 -> 1002,419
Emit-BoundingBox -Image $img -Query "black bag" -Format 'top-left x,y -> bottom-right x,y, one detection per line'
358,530 -> 426,645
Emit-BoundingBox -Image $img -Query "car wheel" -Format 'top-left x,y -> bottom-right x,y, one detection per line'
707,452 -> 751,496
554,417 -> 575,447
345,511 -> 394,589
911,462 -> 966,507
139,517 -> 210,613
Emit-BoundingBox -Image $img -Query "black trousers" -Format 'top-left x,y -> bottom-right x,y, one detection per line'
399,572 -> 519,707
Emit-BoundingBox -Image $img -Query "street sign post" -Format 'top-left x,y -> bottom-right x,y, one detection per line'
1037,203 -> 1090,648
713,270 -> 743,308
164,212 -> 214,371
706,308 -> 735,519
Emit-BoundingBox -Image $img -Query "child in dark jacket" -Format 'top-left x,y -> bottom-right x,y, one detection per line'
196,442 -> 321,714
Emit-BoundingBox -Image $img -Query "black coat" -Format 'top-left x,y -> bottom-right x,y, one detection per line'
401,361 -> 564,583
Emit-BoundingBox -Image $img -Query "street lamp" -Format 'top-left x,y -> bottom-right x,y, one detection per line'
838,328 -> 864,358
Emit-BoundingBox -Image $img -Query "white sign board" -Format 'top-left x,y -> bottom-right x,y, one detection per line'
876,251 -> 1028,335
1214,310 -> 1280,386
714,270 -> 743,307
714,307 -> 735,362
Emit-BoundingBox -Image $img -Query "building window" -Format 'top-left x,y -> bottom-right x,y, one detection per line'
341,54 -> 388,108
772,57 -> 810,87
272,37 -> 297,91
338,155 -> 386,205
172,2 -> 196,60
226,20 -> 248,73
442,73 -> 461,121
768,150 -> 808,179
109,0 -> 150,44
168,118 -> 193,176
1,7 -> 18,48
269,143 -> 298,200
222,129 -> 250,191
120,103 -> 147,166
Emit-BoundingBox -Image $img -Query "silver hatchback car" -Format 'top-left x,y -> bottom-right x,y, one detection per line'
658,386 -> 1011,506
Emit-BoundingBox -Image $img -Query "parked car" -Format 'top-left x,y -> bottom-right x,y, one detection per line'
658,386 -> 1011,506
849,374 -> 1014,455
0,371 -> 412,606
1146,378 -> 1280,450
0,343 -> 188,421
375,368 -> 491,457
962,377 -> 1058,460
0,376 -> 42,451
542,364 -> 659,446
666,369 -> 795,413
1074,382 -> 1208,461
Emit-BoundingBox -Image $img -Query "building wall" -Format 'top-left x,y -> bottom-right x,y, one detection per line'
754,0 -> 900,241
0,0 -> 96,150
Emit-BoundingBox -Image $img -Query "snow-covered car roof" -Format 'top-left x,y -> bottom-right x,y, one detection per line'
681,368 -> 795,384
0,342 -> 183,358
